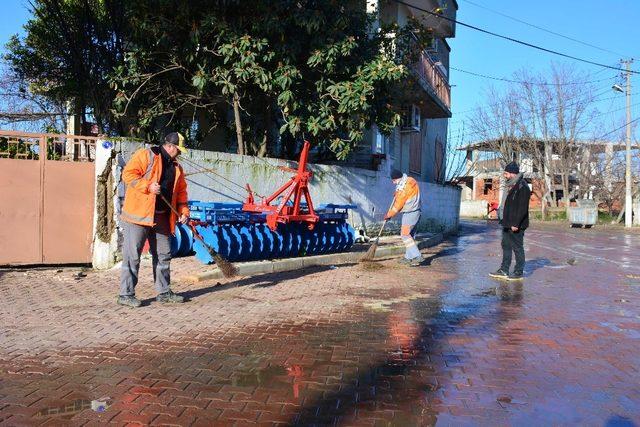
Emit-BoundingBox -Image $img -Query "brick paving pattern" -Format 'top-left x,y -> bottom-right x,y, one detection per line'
0,221 -> 639,425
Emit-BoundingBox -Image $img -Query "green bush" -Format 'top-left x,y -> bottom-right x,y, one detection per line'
0,137 -> 34,159
597,211 -> 618,224
529,209 -> 567,221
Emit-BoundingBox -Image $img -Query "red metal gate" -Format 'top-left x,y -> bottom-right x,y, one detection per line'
0,131 -> 97,265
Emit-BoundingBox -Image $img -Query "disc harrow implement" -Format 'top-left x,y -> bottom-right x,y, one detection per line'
169,140 -> 358,264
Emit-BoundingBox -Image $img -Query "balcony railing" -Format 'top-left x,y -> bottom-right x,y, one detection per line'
412,51 -> 451,113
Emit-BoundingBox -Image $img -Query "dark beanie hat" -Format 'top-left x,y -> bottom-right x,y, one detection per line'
504,162 -> 519,174
390,169 -> 403,180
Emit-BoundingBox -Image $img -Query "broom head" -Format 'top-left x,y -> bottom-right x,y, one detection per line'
360,241 -> 379,262
212,252 -> 238,278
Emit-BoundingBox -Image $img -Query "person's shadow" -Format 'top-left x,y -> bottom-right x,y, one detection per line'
605,416 -> 637,427
420,246 -> 463,266
523,257 -> 554,277
139,264 -> 349,305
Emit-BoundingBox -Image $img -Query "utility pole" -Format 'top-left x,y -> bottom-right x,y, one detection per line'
623,60 -> 633,228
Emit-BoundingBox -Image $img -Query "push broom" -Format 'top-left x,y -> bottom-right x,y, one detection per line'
360,197 -> 396,262
160,194 -> 238,278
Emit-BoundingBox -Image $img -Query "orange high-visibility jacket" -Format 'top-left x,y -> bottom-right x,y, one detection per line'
121,146 -> 189,234
387,175 -> 421,217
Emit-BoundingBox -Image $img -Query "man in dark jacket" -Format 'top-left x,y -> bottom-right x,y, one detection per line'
489,162 -> 531,281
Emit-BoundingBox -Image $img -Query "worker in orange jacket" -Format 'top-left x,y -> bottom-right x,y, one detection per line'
118,132 -> 190,308
384,169 -> 424,266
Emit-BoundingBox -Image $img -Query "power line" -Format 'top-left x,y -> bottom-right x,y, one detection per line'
459,0 -> 629,58
594,117 -> 640,140
449,91 -> 640,142
451,86 -> 616,120
392,0 -> 639,74
450,118 -> 640,153
593,101 -> 640,120
451,66 -> 617,117
450,66 -> 616,86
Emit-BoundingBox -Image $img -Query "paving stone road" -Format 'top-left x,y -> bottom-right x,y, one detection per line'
0,221 -> 639,426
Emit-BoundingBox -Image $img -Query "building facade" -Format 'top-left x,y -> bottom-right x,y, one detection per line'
457,139 -> 635,217
345,0 -> 457,184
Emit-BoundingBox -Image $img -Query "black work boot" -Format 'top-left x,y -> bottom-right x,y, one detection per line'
157,290 -> 185,304
489,269 -> 509,279
117,295 -> 142,308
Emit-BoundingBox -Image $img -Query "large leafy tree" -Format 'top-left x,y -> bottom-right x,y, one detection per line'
112,0 -> 425,159
5,0 -> 128,134
7,0 -> 429,161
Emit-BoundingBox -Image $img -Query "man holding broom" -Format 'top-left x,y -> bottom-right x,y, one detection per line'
117,132 -> 190,308
385,169 -> 424,266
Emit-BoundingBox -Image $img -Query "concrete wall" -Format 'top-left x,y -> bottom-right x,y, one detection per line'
93,140 -> 461,268
460,200 -> 488,218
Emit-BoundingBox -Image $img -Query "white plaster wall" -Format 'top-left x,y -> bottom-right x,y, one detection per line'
114,140 -> 461,234
460,200 -> 488,218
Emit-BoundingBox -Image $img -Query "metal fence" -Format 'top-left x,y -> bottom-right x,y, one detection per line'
0,131 -> 97,162
0,131 -> 98,265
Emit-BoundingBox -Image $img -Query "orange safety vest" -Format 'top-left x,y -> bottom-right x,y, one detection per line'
387,175 -> 421,217
121,146 -> 190,235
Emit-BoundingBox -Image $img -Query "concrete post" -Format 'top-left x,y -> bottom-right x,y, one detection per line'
604,143 -> 614,191
624,60 -> 633,228
467,150 -> 477,200
92,138 -> 121,269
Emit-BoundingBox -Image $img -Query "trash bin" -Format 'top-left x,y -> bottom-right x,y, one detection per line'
576,199 -> 597,209
568,200 -> 598,227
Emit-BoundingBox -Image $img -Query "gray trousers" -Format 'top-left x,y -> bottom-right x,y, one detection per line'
119,212 -> 172,296
401,210 -> 421,260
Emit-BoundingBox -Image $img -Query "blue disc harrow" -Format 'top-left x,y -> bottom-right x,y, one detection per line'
170,201 -> 357,264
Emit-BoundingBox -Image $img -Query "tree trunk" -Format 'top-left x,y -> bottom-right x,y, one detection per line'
256,103 -> 272,158
233,93 -> 244,156
541,189 -> 550,220
561,172 -> 570,211
257,131 -> 268,157
543,142 -> 556,207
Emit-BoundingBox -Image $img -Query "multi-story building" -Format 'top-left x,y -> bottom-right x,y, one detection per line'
346,0 -> 457,184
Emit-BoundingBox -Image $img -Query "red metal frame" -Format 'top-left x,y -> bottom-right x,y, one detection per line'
243,140 -> 319,231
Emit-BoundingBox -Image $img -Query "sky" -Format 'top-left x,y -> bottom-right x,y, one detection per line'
448,0 -> 640,145
0,0 -> 639,145
0,1 -> 30,51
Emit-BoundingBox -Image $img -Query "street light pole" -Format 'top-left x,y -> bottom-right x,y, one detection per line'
624,60 -> 633,228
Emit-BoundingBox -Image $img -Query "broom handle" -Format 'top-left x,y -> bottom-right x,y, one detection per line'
159,194 -> 210,248
158,193 -> 182,218
372,195 -> 396,242
160,192 -> 238,277
374,220 -> 387,240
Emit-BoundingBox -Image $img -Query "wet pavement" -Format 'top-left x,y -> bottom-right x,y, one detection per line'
1,221 -> 639,426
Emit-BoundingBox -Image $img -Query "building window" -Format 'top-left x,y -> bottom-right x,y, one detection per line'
483,179 -> 493,195
374,128 -> 387,154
